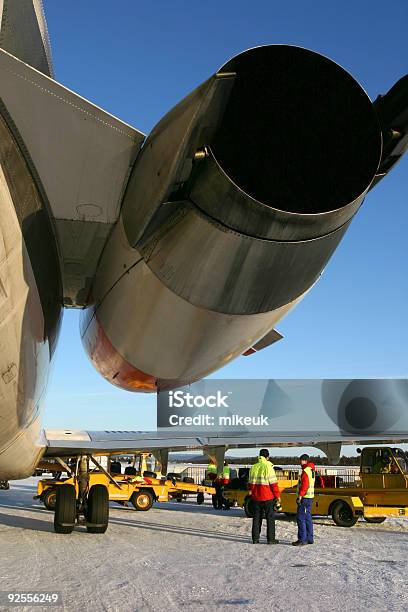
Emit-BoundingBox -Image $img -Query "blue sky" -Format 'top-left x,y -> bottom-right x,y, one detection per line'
42,0 -> 408,436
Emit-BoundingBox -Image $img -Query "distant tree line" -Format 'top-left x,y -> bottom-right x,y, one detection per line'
270,455 -> 359,466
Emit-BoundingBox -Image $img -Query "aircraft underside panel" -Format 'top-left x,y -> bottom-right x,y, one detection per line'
0,147 -> 50,478
0,86 -> 64,478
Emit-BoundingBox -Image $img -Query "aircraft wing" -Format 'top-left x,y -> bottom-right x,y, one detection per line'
0,47 -> 145,306
42,429 -> 408,458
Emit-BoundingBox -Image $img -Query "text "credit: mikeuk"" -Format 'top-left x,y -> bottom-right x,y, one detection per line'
167,414 -> 269,427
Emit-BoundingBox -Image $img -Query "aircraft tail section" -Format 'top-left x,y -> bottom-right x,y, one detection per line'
0,0 -> 53,77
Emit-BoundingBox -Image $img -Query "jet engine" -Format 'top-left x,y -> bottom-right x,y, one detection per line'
80,45 -> 383,391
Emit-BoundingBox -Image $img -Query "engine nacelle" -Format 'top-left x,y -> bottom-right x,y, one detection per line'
81,45 -> 382,391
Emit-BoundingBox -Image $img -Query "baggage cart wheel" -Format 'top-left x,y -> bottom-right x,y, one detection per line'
131,490 -> 154,511
43,488 -> 57,511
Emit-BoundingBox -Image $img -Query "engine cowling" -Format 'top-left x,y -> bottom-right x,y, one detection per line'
80,45 -> 382,391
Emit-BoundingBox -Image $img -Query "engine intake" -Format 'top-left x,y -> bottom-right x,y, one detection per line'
212,45 -> 381,222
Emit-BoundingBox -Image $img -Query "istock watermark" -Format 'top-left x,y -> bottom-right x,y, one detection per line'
168,390 -> 231,408
157,379 -> 408,434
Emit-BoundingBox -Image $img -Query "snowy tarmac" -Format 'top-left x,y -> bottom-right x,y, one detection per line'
0,479 -> 407,612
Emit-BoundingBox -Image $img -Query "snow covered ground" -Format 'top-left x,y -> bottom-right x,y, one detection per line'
0,479 -> 407,612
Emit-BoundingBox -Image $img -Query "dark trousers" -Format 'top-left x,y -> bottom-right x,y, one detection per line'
297,497 -> 314,543
213,483 -> 227,509
252,499 -> 275,542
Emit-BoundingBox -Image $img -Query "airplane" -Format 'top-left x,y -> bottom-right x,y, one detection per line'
0,2 -> 407,531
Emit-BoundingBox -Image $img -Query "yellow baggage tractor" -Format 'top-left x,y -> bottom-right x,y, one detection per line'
35,462 -> 215,512
223,446 -> 408,527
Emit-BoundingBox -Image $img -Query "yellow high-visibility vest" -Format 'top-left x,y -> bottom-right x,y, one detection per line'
249,456 -> 278,485
297,466 -> 315,499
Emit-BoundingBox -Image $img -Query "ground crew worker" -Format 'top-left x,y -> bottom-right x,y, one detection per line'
222,461 -> 230,486
213,472 -> 230,510
206,461 -> 217,479
292,454 -> 315,546
206,461 -> 227,509
372,451 -> 392,474
248,449 -> 281,544
206,461 -> 218,507
206,469 -> 219,508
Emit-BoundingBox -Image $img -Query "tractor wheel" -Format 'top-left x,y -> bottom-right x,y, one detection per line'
331,501 -> 358,527
54,485 -> 76,534
86,485 -> 109,533
131,490 -> 154,511
197,492 -> 205,505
